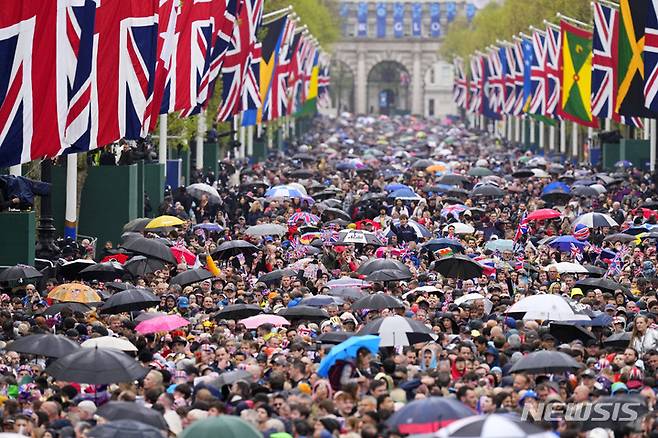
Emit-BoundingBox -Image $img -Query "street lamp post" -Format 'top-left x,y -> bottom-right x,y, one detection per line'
35,159 -> 61,260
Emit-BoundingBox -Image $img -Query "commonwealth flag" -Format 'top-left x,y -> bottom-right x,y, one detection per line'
558,20 -> 598,128
617,0 -> 656,117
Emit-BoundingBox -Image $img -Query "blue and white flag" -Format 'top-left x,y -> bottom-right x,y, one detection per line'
466,3 -> 476,22
412,3 -> 422,37
446,2 -> 457,22
357,2 -> 368,37
376,2 -> 387,38
339,2 -> 351,36
393,3 -> 405,38
430,3 -> 441,37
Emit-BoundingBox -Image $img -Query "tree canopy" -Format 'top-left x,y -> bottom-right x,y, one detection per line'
265,0 -> 340,49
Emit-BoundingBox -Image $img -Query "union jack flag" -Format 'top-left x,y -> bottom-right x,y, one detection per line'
216,0 -> 263,121
645,0 -> 658,112
513,212 -> 529,243
468,55 -> 484,114
512,40 -> 526,115
0,2 -> 65,166
93,0 -> 159,146
503,44 -> 517,114
271,28 -> 298,119
485,48 -> 504,114
453,57 -> 469,109
528,30 -> 547,115
317,55 -> 331,109
605,245 -> 629,278
288,34 -> 313,116
545,25 -> 561,118
570,243 -> 583,262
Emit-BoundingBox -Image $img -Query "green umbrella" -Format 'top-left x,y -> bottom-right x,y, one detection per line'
181,417 -> 262,438
468,166 -> 493,177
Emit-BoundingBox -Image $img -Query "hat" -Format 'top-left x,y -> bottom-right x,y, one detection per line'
177,296 -> 189,309
172,336 -> 187,345
570,288 -> 584,298
581,369 -> 596,379
77,400 -> 97,415
611,382 -> 628,395
518,390 -> 538,406
340,312 -> 357,325
604,304 -> 617,311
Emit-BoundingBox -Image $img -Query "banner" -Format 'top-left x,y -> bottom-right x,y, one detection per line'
357,2 -> 368,37
466,3 -> 476,22
430,3 -> 441,38
412,3 -> 422,37
393,3 -> 405,38
376,2 -> 387,38
339,2 -> 350,36
446,2 -> 457,23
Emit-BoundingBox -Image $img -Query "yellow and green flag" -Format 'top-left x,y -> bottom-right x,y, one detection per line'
558,20 -> 598,128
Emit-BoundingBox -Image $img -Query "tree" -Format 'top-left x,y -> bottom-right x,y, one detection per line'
265,0 -> 340,48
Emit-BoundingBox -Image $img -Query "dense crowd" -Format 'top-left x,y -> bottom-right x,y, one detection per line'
2,114 -> 658,438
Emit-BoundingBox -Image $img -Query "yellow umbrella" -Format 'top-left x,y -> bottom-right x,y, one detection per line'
48,283 -> 101,303
426,164 -> 448,173
145,215 -> 185,229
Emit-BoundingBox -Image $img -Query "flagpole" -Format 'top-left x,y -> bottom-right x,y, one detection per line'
158,114 -> 168,177
560,120 -> 567,154
556,13 -> 593,29
195,110 -> 205,170
539,121 -> 545,151
64,153 -> 77,240
644,118 -> 651,140
651,119 -> 657,172
262,5 -> 293,24
591,0 -> 619,9
605,118 -> 612,131
521,117 -> 526,144
247,124 -> 254,157
529,118 -> 536,145
233,116 -> 240,159
549,124 -> 556,151
515,117 -> 521,143
571,122 -> 579,160
587,126 -> 594,165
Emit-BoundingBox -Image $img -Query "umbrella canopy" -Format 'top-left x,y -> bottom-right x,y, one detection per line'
575,277 -> 630,294
326,277 -> 371,288
423,238 -> 465,253
509,350 -> 583,373
88,420 -> 163,438
41,302 -> 92,316
442,223 -> 475,234
545,262 -> 588,274
549,322 -> 596,344
384,219 -> 432,239
277,305 -> 329,321
212,240 -> 259,259
437,174 -> 469,185
525,208 -> 561,222
357,259 -> 410,275
316,332 -> 355,345
121,238 -> 177,264
170,268 -> 213,287
100,288 -> 159,314
436,414 -> 556,438
547,236 -> 587,252
321,207 -> 351,221
60,259 -> 97,279
258,268 -> 297,284
352,294 -> 404,311
123,256 -> 165,279
512,169 -> 535,178
244,224 -> 288,237
46,347 -> 148,384
239,314 -> 290,329
96,401 -> 168,429
573,212 -> 619,228
317,335 -> 381,377
135,314 -> 190,334
123,217 -> 151,233
571,185 -> 600,198
603,233 -> 636,243
298,295 -> 344,307
0,264 -> 43,283
358,315 -> 436,347
180,416 -> 262,438
483,239 -> 514,252
386,397 -> 473,435
145,215 -> 185,230
470,184 -> 504,198
432,255 -> 484,279
215,304 -> 262,320
603,331 -> 632,348
507,295 -> 591,321
193,223 -> 224,233
388,188 -> 422,200
186,183 -> 221,203
454,293 -> 493,314
468,166 -> 493,177
336,229 -> 385,246
82,336 -> 138,352
79,261 -> 125,282
326,286 -> 365,300
7,334 -> 80,357
365,269 -> 412,282
288,212 -> 320,226
48,283 -> 101,303
211,369 -> 255,387
265,185 -> 305,199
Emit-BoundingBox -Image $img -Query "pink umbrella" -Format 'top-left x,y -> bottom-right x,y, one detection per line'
135,314 -> 190,334
239,314 -> 290,329
171,246 -> 197,265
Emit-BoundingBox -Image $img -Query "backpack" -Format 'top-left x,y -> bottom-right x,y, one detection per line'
328,359 -> 352,391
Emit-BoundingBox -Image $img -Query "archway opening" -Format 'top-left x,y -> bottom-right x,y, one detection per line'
367,61 -> 410,115
330,60 -> 355,113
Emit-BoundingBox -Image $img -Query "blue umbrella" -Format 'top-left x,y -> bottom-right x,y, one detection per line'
548,236 -> 587,252
388,188 -> 421,200
542,181 -> 571,196
385,183 -> 411,192
265,185 -> 305,199
193,223 -> 224,232
317,335 -> 381,377
422,238 -> 464,253
615,160 -> 633,168
484,239 -> 515,252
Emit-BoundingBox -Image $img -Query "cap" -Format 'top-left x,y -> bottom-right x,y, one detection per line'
604,304 -> 617,311
77,400 -> 97,415
570,288 -> 584,298
177,296 -> 189,309
581,369 -> 596,379
611,382 -> 628,394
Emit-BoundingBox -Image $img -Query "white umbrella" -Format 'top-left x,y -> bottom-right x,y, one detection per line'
436,414 -> 557,438
454,293 -> 493,314
531,169 -> 551,178
287,182 -> 308,196
545,262 -> 588,274
573,212 -> 618,228
81,336 -> 138,352
186,183 -> 221,204
244,224 -> 288,237
443,223 -> 475,235
507,295 -> 591,321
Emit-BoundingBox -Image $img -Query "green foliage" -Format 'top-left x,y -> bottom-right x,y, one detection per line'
265,0 -> 340,49
441,0 -> 592,62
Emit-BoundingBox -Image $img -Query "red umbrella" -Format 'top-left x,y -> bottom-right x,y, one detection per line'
525,208 -> 561,222
171,246 -> 196,265
101,253 -> 130,264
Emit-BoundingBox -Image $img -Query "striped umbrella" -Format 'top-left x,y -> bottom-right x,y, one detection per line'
288,212 -> 320,226
265,185 -> 306,199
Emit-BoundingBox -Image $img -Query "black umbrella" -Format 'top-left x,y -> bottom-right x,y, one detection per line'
215,304 -> 262,320
432,254 -> 484,279
79,261 -> 125,282
96,401 -> 168,430
100,288 -> 159,314
105,282 -> 134,291
122,218 -> 152,233
170,268 -> 213,287
239,181 -> 269,192
509,350 -> 583,374
0,264 -> 43,283
121,238 -> 176,264
571,185 -> 600,198
365,269 -> 412,282
353,294 -> 404,311
603,331 -> 632,349
315,332 -> 355,345
386,397 -> 473,435
7,334 -> 80,357
549,322 -> 596,344
121,232 -> 143,244
60,259 -> 97,279
541,191 -> 572,205
123,256 -> 165,279
411,159 -> 435,169
580,395 -> 649,432
326,287 -> 365,300
46,347 -> 148,384
277,305 -> 329,321
470,185 -> 504,198
575,277 -> 631,295
512,169 -> 535,178
41,302 -> 92,316
88,420 -> 163,438
437,174 -> 470,186
258,269 -> 297,284
212,240 -> 259,260
603,233 -> 636,243
583,264 -> 606,277
321,207 -> 351,221
288,169 -> 315,179
357,315 -> 436,346
134,311 -> 167,322
357,258 -> 410,275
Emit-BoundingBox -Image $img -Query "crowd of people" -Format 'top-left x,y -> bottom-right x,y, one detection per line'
2,113 -> 658,438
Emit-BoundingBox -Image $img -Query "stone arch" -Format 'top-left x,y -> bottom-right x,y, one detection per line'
330,59 -> 356,113
366,60 -> 411,115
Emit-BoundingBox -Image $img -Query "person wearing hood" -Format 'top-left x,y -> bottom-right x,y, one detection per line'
419,347 -> 437,371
